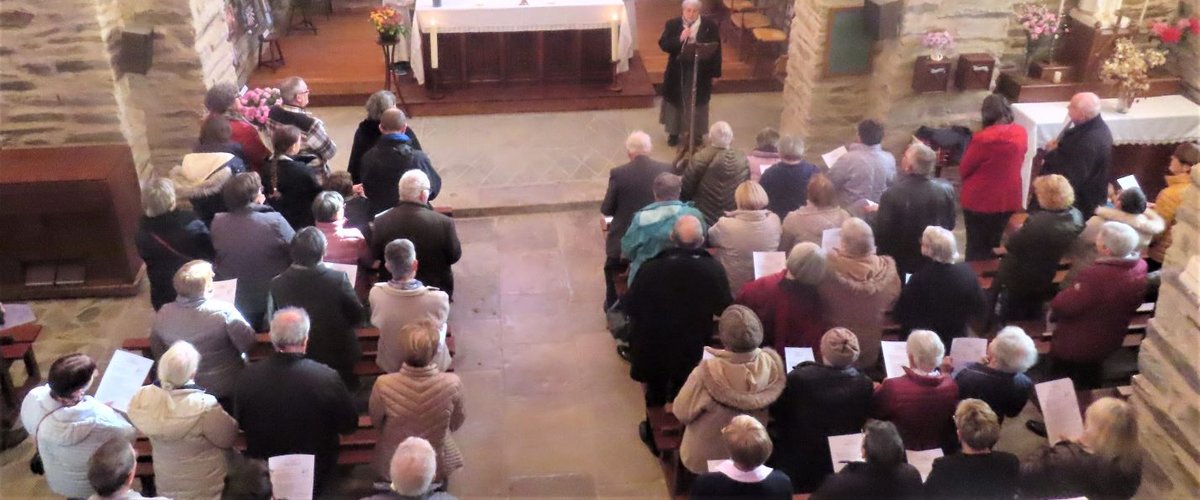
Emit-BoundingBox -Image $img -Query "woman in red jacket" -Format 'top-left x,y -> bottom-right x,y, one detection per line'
959,94 -> 1028,261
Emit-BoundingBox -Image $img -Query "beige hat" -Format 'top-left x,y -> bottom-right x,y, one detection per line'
821,327 -> 860,368
786,242 -> 828,285
719,305 -> 764,353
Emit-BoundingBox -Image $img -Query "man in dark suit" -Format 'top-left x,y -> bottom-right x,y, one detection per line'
874,142 -> 958,277
658,0 -> 721,147
1039,92 -> 1113,218
233,307 -> 358,494
361,108 -> 442,217
269,227 -> 365,387
600,131 -> 673,310
372,169 -> 462,297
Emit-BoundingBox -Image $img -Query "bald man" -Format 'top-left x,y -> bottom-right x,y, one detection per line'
360,108 -> 442,216
1039,92 -> 1113,217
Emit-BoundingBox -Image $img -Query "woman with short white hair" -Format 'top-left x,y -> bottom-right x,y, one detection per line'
362,437 -> 456,500
128,341 -> 239,499
657,0 -> 722,147
894,226 -> 987,344
819,218 -> 901,369
872,330 -> 959,451
135,177 -> 216,310
954,326 -> 1036,422
680,121 -> 751,224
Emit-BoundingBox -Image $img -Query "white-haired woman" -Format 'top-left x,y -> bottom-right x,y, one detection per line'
893,226 -> 987,345
1021,397 -> 1142,499
658,0 -> 721,148
819,218 -> 901,370
953,327 -> 1036,423
135,178 -> 216,311
709,181 -> 782,294
128,341 -> 239,500
872,330 -> 958,451
680,121 -> 751,225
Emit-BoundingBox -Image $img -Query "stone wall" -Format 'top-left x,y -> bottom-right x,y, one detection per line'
1173,0 -> 1200,101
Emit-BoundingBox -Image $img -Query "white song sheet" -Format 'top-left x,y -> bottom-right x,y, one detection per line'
324,262 -> 358,287
784,347 -> 815,373
0,303 -> 36,330
211,279 -> 237,304
822,146 -> 848,169
821,228 -> 841,253
881,341 -> 909,379
1036,378 -> 1085,445
269,454 -> 316,500
752,251 -> 787,280
948,337 -> 988,376
93,350 -> 154,412
828,433 -> 865,472
906,449 -> 943,481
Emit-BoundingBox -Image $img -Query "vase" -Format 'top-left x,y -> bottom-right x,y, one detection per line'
1116,87 -> 1137,113
930,47 -> 945,61
1023,33 -> 1054,76
379,31 -> 399,44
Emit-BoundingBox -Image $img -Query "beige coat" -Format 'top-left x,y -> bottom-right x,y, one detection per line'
127,385 -> 239,500
819,251 -> 901,368
369,282 -> 452,372
779,205 -> 851,251
709,209 -> 783,294
673,347 -> 786,474
369,364 -> 466,481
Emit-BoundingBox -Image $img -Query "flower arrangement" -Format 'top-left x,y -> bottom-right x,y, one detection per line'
922,30 -> 954,50
369,6 -> 407,40
238,87 -> 281,129
1149,15 -> 1200,45
1016,3 -> 1062,40
1100,38 -> 1166,94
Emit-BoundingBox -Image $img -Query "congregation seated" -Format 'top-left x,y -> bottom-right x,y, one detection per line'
778,174 -> 850,251
87,438 -> 167,500
20,354 -> 137,498
954,326 -> 1037,423
313,191 -> 372,266
827,119 -> 896,219
959,93 -> 1027,261
620,172 -> 706,284
267,76 -> 337,165
745,127 -> 781,180
708,181 -> 782,294
769,328 -> 872,493
349,90 -> 424,186
674,305 -> 786,474
362,108 -> 441,217
871,330 -> 958,451
996,174 -> 1084,321
810,420 -> 921,499
134,178 -> 215,310
264,124 -> 323,230
325,170 -> 374,237
874,142 -> 957,277
369,322 -> 466,486
923,399 -> 1020,500
1065,186 -> 1163,284
174,138 -> 245,226
211,172 -> 296,331
1020,397 -> 1142,499
373,238 -> 452,373
736,242 -> 827,353
601,131 -> 672,309
691,415 -> 793,499
1048,221 -> 1148,389
127,341 -> 238,499
892,226 -> 986,344
270,227 -> 366,388
760,135 -> 820,221
150,260 -> 255,405
362,437 -> 457,500
233,308 -> 358,494
371,170 -> 462,295
194,114 -> 249,166
1148,142 -> 1198,266
819,218 -> 901,370
204,82 -> 270,173
680,121 -> 750,225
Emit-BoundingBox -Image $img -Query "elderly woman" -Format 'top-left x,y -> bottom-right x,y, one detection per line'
954,326 -> 1037,423
872,330 -> 958,451
1065,186 -> 1163,284
692,415 -> 794,498
150,260 -> 256,406
313,191 -> 371,266
211,172 -> 296,331
135,178 -> 216,310
709,181 -> 782,293
893,226 -> 986,344
264,124 -> 323,230
363,437 -> 455,500
673,305 -> 786,474
746,127 -> 781,181
997,174 -> 1084,320
680,121 -> 750,225
20,354 -> 137,498
779,174 -> 851,251
960,94 -> 1028,261
325,170 -> 373,236
770,328 -> 873,493
372,239 -> 452,373
370,322 -> 466,485
658,0 -> 721,148
204,82 -> 270,173
736,242 -> 827,354
761,135 -> 821,220
1021,397 -> 1142,499
348,91 -> 424,184
128,341 -> 239,500
811,420 -> 922,499
924,399 -> 1020,500
819,218 -> 901,369
1050,222 -> 1148,389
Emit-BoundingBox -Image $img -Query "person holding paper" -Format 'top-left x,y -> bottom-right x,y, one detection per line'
811,420 -> 921,499
679,121 -> 750,225
1064,187 -> 1163,285
923,399 -> 1019,499
134,178 -> 215,311
371,239 -> 452,373
818,218 -> 901,370
86,438 -> 170,500
1148,142 -> 1199,268
672,305 -> 786,474
1037,92 -> 1113,219
127,341 -> 239,499
20,354 -> 137,498
709,181 -> 782,294
873,142 -> 957,277
690,415 -> 793,498
871,330 -> 958,451
746,127 -> 782,182
827,120 -> 897,219
735,242 -> 827,354
954,327 -> 1037,423
601,131 -> 673,310
362,437 -> 456,500
760,136 -> 821,221
996,174 -> 1084,321
893,227 -> 986,344
958,93 -> 1027,261
770,328 -> 873,493
1020,397 -> 1142,499
778,174 -> 850,251
313,191 -> 372,267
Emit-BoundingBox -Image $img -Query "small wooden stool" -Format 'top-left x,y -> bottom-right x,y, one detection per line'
257,32 -> 285,69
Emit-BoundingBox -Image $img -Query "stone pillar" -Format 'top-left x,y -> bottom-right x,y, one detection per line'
1173,0 -> 1200,101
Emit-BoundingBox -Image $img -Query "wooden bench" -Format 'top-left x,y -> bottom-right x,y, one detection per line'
1,324 -> 42,412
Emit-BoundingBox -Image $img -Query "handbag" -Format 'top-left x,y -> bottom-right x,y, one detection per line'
29,405 -> 64,475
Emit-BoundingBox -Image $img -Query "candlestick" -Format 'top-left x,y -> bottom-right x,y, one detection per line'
610,14 -> 619,62
430,21 -> 439,69
1137,0 -> 1148,27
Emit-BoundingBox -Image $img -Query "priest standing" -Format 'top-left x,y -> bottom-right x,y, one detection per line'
658,0 -> 721,148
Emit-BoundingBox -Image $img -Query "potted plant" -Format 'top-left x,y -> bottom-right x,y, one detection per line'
370,6 -> 407,43
238,87 -> 282,129
922,30 -> 954,61
1099,38 -> 1166,113
1015,3 -> 1064,73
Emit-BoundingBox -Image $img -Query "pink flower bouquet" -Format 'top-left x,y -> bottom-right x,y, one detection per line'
238,87 -> 281,129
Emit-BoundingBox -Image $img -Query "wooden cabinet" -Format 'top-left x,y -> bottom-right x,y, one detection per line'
912,56 -> 952,93
955,53 -> 995,91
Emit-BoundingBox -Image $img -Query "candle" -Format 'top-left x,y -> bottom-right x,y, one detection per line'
610,14 -> 619,62
430,21 -> 439,69
1137,0 -> 1148,27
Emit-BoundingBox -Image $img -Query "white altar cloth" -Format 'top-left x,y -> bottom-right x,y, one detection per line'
1012,94 -> 1200,206
409,0 -> 635,85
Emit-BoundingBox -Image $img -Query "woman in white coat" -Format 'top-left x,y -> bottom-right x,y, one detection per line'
128,341 -> 239,499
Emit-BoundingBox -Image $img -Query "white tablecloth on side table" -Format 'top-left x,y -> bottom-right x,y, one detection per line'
409,0 -> 635,85
1012,94 -> 1200,207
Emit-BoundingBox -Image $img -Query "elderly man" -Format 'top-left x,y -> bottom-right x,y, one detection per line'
820,218 -> 901,370
621,172 -> 707,283
267,76 -> 336,165
87,438 -> 168,500
371,239 -> 452,373
361,108 -> 441,217
680,121 -> 750,225
601,131 -> 673,310
874,142 -> 957,277
760,135 -> 821,220
872,329 -> 958,451
1040,92 -> 1113,217
828,119 -> 897,218
363,437 -> 455,500
372,170 -> 462,296
954,326 -> 1037,423
233,308 -> 358,494
269,227 -> 365,387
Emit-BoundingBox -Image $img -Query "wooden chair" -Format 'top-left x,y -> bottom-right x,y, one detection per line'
748,26 -> 787,78
257,32 -> 285,70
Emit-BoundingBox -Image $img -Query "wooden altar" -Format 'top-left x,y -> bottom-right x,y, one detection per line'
420,29 -> 616,89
